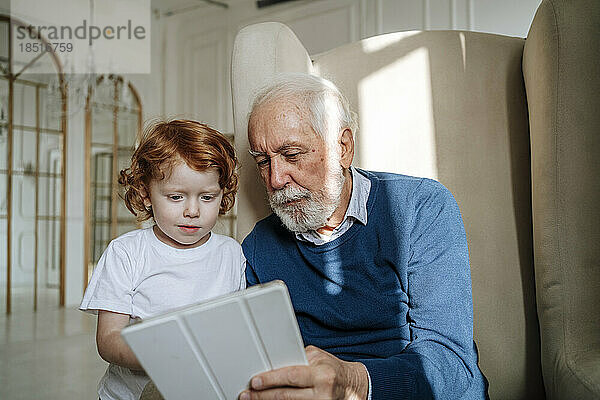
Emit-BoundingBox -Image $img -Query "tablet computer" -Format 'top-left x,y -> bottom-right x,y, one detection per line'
122,280 -> 307,400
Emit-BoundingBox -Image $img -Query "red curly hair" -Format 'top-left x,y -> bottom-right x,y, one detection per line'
118,119 -> 238,221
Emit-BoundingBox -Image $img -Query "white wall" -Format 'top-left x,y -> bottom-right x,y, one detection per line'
62,0 -> 542,306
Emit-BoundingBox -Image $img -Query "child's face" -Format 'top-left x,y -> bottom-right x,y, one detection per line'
143,161 -> 223,249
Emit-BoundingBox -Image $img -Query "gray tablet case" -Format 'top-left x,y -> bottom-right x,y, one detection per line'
121,280 -> 307,400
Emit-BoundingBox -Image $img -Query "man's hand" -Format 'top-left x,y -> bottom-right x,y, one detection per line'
238,345 -> 368,400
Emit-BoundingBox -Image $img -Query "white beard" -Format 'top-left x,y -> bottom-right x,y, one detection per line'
269,164 -> 345,233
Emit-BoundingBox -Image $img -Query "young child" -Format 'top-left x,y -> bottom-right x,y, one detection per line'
80,119 -> 245,400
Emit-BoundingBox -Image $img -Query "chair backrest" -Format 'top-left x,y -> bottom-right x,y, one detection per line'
232,22 -> 545,399
524,0 -> 600,398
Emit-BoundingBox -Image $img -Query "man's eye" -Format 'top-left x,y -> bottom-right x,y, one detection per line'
284,153 -> 300,161
201,195 -> 214,201
169,195 -> 183,201
256,158 -> 270,168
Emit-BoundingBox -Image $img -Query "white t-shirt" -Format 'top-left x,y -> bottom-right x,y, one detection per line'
80,227 -> 246,400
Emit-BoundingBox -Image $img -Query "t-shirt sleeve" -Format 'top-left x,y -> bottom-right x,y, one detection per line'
239,255 -> 247,291
79,240 -> 136,316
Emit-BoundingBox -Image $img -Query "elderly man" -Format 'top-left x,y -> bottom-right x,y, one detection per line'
239,74 -> 488,400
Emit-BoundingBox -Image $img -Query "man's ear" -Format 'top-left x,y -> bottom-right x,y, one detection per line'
339,128 -> 355,169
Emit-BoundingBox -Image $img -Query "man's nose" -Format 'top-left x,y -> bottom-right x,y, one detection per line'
268,157 -> 291,190
184,199 -> 200,218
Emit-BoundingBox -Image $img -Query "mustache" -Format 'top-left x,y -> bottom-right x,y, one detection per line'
269,185 -> 311,207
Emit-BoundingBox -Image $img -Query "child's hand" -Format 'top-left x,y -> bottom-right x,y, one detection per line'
97,310 -> 144,371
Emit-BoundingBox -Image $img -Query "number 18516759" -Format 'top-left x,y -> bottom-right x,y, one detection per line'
18,42 -> 73,53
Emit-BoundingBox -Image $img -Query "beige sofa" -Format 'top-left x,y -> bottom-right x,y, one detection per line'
228,0 -> 600,399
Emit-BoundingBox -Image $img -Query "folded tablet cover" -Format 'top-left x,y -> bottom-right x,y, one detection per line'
121,281 -> 308,400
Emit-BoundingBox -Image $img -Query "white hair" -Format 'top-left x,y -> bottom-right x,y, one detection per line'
249,73 -> 358,147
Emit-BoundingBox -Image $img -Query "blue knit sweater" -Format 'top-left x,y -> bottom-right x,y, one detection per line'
242,170 -> 488,399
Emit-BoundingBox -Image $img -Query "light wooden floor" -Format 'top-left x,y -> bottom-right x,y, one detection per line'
0,293 -> 106,399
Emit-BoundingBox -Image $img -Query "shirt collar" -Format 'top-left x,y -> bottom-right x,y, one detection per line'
294,166 -> 371,243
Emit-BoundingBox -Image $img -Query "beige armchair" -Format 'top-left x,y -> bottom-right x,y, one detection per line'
230,0 -> 600,399
524,0 -> 600,398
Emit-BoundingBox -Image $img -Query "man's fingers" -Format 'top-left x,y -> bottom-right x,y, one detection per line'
239,387 -> 316,400
250,366 -> 313,390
